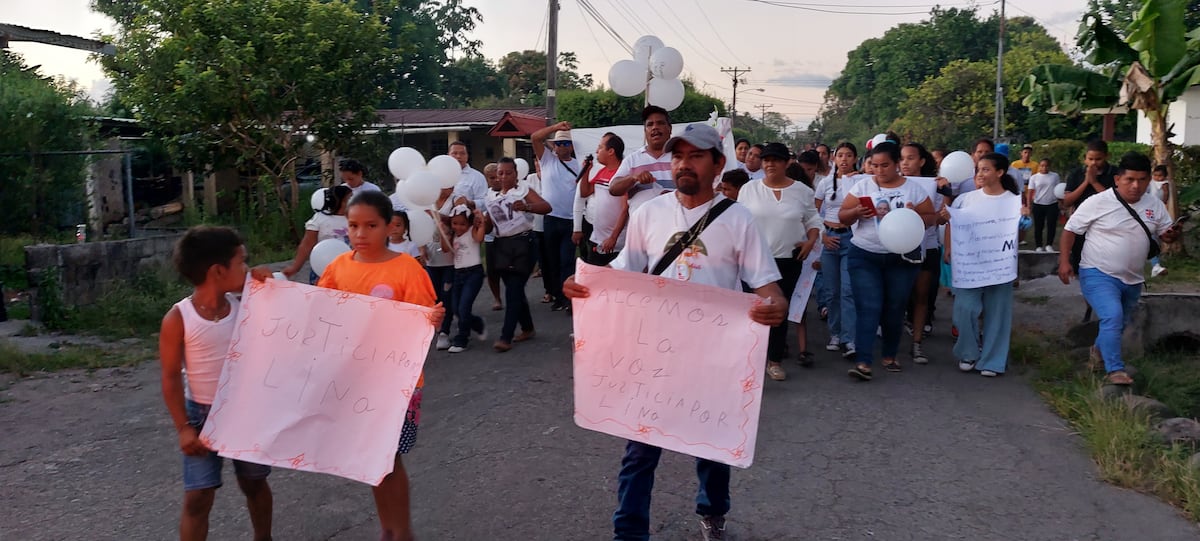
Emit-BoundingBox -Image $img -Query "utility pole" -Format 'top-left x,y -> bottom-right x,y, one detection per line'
755,103 -> 773,125
546,0 -> 559,125
993,0 -> 1006,140
721,67 -> 751,130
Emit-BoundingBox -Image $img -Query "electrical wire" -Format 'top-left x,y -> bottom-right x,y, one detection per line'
693,0 -> 750,68
534,3 -> 549,51
574,0 -> 613,65
578,0 -> 634,54
604,0 -> 655,37
744,0 -> 998,16
641,0 -> 727,69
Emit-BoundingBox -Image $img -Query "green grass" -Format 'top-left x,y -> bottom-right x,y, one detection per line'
1156,255 -> 1200,286
53,271 -> 191,339
1019,331 -> 1200,521
0,339 -> 152,376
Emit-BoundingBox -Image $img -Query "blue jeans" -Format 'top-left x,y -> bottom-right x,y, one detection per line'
1079,267 -> 1142,373
499,270 -> 534,341
182,400 -> 271,491
451,265 -> 485,347
427,265 -> 454,334
847,245 -> 919,366
613,440 -> 730,541
543,216 -> 576,300
951,282 -> 1014,373
820,229 -> 856,346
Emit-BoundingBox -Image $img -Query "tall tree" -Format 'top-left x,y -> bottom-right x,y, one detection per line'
495,50 -> 594,106
440,55 -> 505,108
0,51 -> 94,235
556,82 -> 724,127
823,7 -> 1000,143
1021,0 -> 1200,225
100,0 -> 394,228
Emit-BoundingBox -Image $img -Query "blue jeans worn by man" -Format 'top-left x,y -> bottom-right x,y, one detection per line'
1079,267 -> 1142,373
613,440 -> 729,541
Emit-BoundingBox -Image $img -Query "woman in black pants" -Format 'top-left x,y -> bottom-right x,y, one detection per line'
1027,159 -> 1062,251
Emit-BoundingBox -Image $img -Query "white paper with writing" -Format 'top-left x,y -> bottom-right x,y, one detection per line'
948,195 -> 1022,289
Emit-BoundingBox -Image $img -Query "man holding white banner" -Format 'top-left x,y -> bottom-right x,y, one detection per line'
942,153 -> 1022,377
564,123 -> 785,541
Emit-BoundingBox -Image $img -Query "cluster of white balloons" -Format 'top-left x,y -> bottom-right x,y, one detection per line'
607,35 -> 686,111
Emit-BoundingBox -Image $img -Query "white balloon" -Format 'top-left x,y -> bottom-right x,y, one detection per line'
388,147 -> 426,180
649,47 -> 684,79
647,77 -> 685,111
609,59 -> 648,97
406,207 -> 437,245
877,208 -> 926,254
632,35 -> 664,66
939,151 -> 975,183
310,239 -> 350,276
310,187 -> 327,211
401,170 -> 442,207
1053,182 -> 1067,200
428,154 -> 462,189
515,158 -> 530,179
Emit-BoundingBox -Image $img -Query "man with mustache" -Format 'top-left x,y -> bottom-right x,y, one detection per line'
563,123 -> 787,541
609,105 -> 676,214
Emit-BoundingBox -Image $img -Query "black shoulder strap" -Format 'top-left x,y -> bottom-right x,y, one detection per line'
1113,191 -> 1157,244
651,198 -> 736,276
558,157 -> 578,178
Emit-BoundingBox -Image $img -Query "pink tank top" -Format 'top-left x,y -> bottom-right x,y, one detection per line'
175,294 -> 239,404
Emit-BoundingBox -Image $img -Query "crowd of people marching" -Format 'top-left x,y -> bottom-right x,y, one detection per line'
162,104 -> 1182,541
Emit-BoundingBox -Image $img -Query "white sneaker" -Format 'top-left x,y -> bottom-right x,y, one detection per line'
447,345 -> 466,353
1044,245 -> 1056,253
958,360 -> 976,372
1034,246 -> 1044,253
1152,264 -> 1168,278
474,322 -> 488,342
826,336 -> 841,351
980,370 -> 998,377
436,332 -> 450,350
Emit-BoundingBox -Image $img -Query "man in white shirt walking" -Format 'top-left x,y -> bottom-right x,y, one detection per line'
532,121 -> 582,311
448,141 -> 488,211
609,106 -> 675,216
1058,152 -> 1181,386
574,132 -> 628,266
563,123 -> 787,541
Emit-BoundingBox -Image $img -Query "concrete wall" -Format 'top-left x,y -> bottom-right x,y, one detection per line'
1137,86 -> 1200,146
24,234 -> 181,321
1018,251 -> 1060,280
85,139 -> 125,237
1123,293 -> 1200,359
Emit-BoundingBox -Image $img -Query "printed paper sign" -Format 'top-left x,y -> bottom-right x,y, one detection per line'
570,261 -> 769,468
948,195 -> 1022,289
200,277 -> 436,485
788,245 -> 823,324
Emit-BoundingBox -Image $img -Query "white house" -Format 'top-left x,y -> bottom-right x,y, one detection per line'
1137,86 -> 1200,146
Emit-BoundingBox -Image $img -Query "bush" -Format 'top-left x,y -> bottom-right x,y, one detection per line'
1029,139 -> 1086,174
1109,141 -> 1152,160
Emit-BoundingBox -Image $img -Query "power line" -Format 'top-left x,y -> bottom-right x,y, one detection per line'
744,0 -> 998,16
693,0 -> 749,67
578,0 -> 633,54
604,0 -> 654,36
574,0 -> 612,65
534,3 -> 549,51
640,0 -> 727,69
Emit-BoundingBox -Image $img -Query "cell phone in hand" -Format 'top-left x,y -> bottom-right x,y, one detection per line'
858,196 -> 877,217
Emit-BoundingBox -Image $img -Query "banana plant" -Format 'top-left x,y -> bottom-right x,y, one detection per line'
1021,0 -> 1200,222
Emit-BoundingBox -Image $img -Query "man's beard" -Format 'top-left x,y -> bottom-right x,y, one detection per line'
675,174 -> 701,195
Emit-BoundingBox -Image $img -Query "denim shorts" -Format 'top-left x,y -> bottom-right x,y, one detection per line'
182,400 -> 272,491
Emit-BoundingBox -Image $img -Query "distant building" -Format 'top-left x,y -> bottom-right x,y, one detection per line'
1137,86 -> 1200,146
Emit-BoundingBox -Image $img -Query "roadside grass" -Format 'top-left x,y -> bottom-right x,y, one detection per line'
1156,255 -> 1200,286
1013,331 -> 1200,520
0,339 -> 152,376
52,270 -> 191,340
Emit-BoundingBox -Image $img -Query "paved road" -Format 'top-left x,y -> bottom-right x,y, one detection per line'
2,287 -> 1197,540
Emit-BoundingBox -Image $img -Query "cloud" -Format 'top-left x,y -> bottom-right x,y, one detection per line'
764,72 -> 834,88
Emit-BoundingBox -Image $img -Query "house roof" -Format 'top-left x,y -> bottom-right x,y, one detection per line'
375,107 -> 546,127
488,111 -> 548,137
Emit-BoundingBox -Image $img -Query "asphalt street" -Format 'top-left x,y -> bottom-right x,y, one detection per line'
2,286 -> 1198,540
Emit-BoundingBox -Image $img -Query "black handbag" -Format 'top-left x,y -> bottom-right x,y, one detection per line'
492,232 -> 535,275
1113,191 -> 1161,260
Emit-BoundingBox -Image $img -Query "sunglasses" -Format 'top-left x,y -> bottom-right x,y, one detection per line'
553,141 -> 573,146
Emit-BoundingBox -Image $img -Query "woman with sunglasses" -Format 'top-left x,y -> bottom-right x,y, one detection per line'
838,142 -> 935,381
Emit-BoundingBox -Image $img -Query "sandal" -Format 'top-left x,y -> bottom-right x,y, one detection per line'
882,358 -> 902,372
796,351 -> 815,368
848,363 -> 872,381
1105,370 -> 1133,386
766,361 -> 787,381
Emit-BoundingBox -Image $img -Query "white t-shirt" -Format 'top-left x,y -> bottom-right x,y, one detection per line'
1028,172 -> 1061,205
304,212 -> 348,243
426,199 -> 455,267
486,189 -> 536,237
453,166 -> 489,211
389,240 -> 421,259
453,232 -> 482,268
904,177 -> 944,251
614,146 -> 673,214
814,174 -> 859,225
1065,189 -> 1173,285
737,179 -> 821,259
538,151 -> 581,220
613,194 -> 781,290
747,169 -> 765,181
952,188 -> 1020,211
1150,180 -> 1170,207
587,167 -> 627,249
345,181 -> 381,194
847,177 -> 932,254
